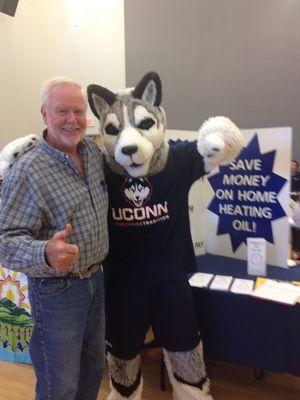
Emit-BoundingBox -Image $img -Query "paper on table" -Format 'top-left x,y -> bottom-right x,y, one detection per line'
189,273 -> 214,288
230,278 -> 254,295
209,275 -> 233,291
251,279 -> 300,305
247,238 -> 266,276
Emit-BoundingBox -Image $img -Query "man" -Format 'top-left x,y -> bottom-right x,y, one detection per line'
0,77 -> 108,400
290,160 -> 300,200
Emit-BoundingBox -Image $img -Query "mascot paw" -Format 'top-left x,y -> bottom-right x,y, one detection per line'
197,116 -> 245,172
0,134 -> 39,177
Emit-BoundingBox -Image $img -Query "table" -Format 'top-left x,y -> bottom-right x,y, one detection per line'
194,254 -> 300,377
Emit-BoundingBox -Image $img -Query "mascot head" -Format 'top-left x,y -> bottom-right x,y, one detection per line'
87,71 -> 167,177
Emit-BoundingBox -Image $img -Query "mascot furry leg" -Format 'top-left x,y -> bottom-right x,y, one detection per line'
107,342 -> 212,400
107,353 -> 143,400
164,341 -> 213,400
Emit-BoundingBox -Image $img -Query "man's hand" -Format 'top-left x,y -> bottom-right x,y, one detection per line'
45,224 -> 79,272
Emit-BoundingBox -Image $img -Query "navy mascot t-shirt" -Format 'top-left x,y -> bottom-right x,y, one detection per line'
104,140 -> 206,285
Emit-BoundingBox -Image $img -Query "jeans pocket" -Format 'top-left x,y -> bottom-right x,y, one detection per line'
37,278 -> 70,298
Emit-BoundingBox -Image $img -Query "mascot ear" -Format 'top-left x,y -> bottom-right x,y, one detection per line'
132,71 -> 162,107
87,84 -> 116,119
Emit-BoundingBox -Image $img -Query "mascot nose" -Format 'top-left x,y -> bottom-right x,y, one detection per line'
122,145 -> 138,156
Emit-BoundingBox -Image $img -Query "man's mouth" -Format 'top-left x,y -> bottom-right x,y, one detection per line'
63,127 -> 79,133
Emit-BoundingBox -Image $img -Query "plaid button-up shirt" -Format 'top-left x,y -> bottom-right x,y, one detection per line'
0,133 -> 108,277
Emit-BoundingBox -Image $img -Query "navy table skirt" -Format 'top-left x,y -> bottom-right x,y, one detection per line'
193,254 -> 300,376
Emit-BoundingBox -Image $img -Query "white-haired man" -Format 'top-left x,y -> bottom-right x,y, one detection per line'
0,77 -> 108,400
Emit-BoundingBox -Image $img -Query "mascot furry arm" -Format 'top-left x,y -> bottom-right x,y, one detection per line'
0,134 -> 38,178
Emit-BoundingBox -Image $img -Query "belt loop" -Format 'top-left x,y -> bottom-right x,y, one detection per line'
77,263 -> 100,279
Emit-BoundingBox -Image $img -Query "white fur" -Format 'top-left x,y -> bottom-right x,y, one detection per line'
116,87 -> 134,96
0,134 -> 39,177
197,116 -> 245,173
134,105 -> 153,124
163,348 -> 213,400
115,128 -> 154,177
141,80 -> 158,106
165,341 -> 207,383
106,378 -> 143,400
134,106 -> 165,150
112,105 -> 156,177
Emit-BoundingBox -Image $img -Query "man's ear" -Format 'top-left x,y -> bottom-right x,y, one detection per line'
41,105 -> 47,124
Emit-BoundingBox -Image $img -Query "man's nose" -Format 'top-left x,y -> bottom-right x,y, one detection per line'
66,111 -> 76,122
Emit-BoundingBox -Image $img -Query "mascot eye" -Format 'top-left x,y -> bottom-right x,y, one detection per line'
105,123 -> 119,136
137,118 -> 155,130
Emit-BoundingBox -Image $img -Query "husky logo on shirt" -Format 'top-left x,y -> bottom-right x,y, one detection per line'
111,177 -> 170,227
122,178 -> 152,207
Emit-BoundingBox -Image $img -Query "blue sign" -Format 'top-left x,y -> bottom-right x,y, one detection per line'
207,134 -> 287,251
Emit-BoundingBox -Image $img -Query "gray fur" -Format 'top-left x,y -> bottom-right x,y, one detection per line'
141,80 -> 158,105
147,140 -> 169,175
100,95 -> 165,137
91,92 -> 109,121
165,341 -> 207,384
107,353 -> 141,387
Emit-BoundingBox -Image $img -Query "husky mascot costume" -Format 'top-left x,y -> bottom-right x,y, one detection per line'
0,72 -> 244,400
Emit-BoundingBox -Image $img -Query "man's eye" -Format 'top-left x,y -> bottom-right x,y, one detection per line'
105,123 -> 119,136
58,110 -> 67,115
137,118 -> 155,130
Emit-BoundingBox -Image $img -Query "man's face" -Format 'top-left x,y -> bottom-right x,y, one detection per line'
41,84 -> 87,153
291,161 -> 299,175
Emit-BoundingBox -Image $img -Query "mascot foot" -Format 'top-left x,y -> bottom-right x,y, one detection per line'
106,353 -> 143,400
163,342 -> 214,400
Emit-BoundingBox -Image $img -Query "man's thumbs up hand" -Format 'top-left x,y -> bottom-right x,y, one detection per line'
53,223 -> 73,242
45,224 -> 79,272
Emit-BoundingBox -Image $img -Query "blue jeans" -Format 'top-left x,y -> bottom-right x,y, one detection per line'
28,269 -> 105,400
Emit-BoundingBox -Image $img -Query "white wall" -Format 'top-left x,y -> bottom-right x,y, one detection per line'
0,0 -> 125,147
